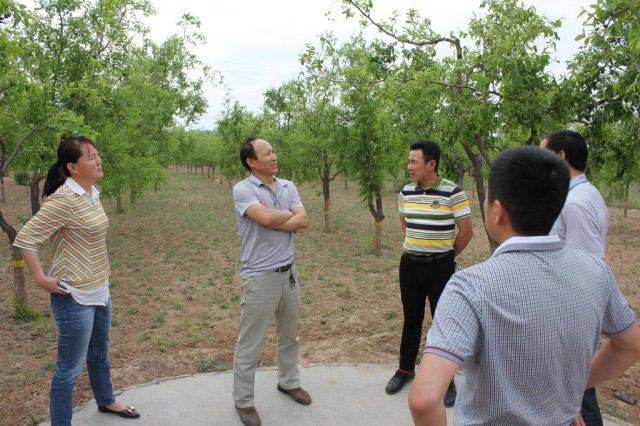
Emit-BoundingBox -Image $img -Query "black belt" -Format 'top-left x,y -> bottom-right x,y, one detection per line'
404,251 -> 452,263
274,263 -> 293,273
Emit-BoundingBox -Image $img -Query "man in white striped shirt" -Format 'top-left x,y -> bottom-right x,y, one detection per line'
542,130 -> 609,426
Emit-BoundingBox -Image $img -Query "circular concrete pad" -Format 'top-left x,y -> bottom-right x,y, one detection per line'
39,364 -> 626,425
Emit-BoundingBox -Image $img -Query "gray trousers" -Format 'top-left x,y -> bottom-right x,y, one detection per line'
233,265 -> 300,407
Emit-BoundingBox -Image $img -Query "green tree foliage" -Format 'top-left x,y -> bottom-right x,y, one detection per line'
303,33 -> 401,253
262,69 -> 348,232
91,13 -> 211,209
588,119 -> 640,217
570,0 -> 640,218
0,0 -> 211,305
340,0 -> 564,250
216,96 -> 261,186
187,130 -> 221,180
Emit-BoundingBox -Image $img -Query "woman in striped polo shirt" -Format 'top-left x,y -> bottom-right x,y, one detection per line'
14,136 -> 140,425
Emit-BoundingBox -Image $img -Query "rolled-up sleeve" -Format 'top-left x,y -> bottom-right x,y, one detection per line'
424,273 -> 481,365
13,193 -> 70,251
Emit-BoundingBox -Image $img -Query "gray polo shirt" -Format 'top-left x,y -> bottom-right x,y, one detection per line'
425,235 -> 635,425
551,173 -> 608,258
233,174 -> 303,278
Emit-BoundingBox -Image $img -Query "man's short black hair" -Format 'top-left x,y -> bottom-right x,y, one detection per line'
488,146 -> 570,236
410,140 -> 440,172
543,130 -> 588,171
240,137 -> 258,171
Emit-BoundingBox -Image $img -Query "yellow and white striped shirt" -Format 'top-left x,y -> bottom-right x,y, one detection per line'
13,178 -> 110,305
398,177 -> 471,254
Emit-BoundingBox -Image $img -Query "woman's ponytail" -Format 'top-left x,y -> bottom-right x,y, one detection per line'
43,161 -> 66,197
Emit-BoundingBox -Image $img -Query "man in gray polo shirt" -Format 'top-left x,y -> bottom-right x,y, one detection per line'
542,130 -> 609,425
232,137 -> 310,426
408,146 -> 640,425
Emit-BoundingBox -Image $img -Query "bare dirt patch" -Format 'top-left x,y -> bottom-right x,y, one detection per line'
0,170 -> 638,425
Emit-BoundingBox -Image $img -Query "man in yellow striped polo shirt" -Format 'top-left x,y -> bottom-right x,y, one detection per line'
385,140 -> 473,407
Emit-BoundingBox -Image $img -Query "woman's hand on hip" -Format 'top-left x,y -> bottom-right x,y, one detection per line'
36,275 -> 69,295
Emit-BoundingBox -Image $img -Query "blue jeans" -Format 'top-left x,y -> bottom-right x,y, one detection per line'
50,294 -> 115,426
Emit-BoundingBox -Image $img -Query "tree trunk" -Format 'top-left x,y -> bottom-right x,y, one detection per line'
624,179 -> 630,218
322,176 -> 330,233
211,165 -> 216,181
374,220 -> 383,255
463,142 -> 499,253
524,128 -> 538,146
11,246 -> 27,304
367,188 -> 385,256
0,138 -> 7,203
29,171 -> 42,215
469,171 -> 475,198
116,196 -> 124,214
457,164 -> 466,188
321,156 -> 332,233
449,39 -> 499,252
228,180 -> 232,189
0,208 -> 26,304
344,176 -> 348,190
175,162 -> 178,171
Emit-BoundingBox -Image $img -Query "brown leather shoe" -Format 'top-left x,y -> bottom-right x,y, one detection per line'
235,405 -> 261,426
277,384 -> 312,405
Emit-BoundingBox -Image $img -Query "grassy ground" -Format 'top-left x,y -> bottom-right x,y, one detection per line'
0,168 -> 638,425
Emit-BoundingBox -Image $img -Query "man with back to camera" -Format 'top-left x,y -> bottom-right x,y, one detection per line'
408,146 -> 640,426
386,140 -> 473,407
231,137 -> 310,426
541,130 -> 609,425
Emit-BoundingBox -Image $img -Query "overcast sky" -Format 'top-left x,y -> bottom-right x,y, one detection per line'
144,0 -> 594,129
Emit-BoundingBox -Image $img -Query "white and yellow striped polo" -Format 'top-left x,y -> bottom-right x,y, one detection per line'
398,177 -> 471,254
14,178 -> 110,304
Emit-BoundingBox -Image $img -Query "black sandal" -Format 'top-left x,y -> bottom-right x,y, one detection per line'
98,405 -> 140,419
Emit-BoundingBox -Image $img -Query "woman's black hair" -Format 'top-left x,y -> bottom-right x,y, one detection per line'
43,136 -> 96,197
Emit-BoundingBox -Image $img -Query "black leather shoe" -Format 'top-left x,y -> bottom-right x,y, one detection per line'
97,405 -> 140,419
385,369 -> 415,394
444,379 -> 457,407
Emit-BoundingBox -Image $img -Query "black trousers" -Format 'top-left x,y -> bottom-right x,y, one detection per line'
581,387 -> 603,426
398,252 -> 455,371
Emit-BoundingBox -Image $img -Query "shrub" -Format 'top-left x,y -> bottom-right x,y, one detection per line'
12,302 -> 44,323
15,170 -> 30,186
